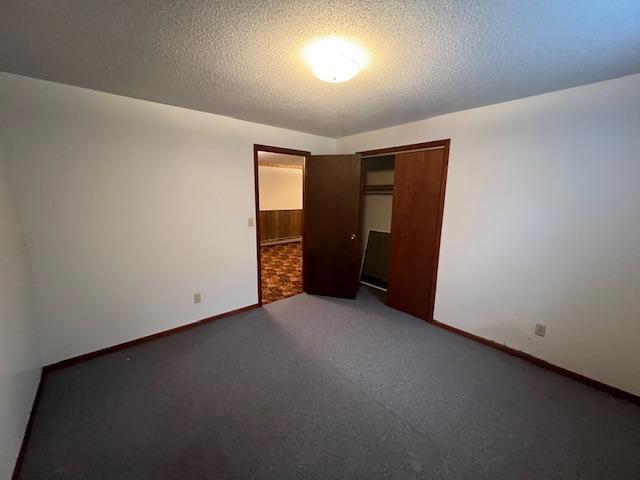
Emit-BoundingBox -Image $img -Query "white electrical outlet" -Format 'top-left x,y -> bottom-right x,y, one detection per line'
193,292 -> 202,304
534,323 -> 546,337
248,217 -> 254,227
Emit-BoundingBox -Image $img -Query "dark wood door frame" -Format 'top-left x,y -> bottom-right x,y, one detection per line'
358,139 -> 450,158
358,139 -> 451,321
253,144 -> 310,306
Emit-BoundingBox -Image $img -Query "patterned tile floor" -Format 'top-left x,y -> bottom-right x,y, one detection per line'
260,241 -> 302,304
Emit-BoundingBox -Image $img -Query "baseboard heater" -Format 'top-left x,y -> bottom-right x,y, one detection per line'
260,236 -> 301,246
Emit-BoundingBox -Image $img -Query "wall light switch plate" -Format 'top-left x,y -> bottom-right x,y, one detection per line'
534,323 -> 546,337
248,217 -> 254,227
193,292 -> 202,304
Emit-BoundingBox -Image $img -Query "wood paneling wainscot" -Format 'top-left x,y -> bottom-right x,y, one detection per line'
259,209 -> 303,243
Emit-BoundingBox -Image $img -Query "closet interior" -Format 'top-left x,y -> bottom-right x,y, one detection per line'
359,143 -> 450,321
360,155 -> 394,293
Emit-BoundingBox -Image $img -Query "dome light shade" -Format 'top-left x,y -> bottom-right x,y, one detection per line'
304,38 -> 368,83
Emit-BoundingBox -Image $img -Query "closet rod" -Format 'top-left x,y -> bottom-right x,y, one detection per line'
360,145 -> 444,159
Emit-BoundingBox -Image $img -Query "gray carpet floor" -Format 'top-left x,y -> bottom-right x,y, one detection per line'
19,290 -> 640,479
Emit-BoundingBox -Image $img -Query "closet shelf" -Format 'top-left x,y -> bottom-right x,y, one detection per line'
365,184 -> 394,195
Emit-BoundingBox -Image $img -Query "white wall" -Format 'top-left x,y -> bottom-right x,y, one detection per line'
338,73 -> 640,396
0,73 -> 335,365
0,148 -> 41,478
2,69 -> 638,399
258,166 -> 303,210
363,195 -> 393,234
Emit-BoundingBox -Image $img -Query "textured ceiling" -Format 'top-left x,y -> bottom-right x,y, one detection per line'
1,1 -> 639,137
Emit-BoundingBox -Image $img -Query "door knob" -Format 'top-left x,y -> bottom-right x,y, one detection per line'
350,233 -> 356,240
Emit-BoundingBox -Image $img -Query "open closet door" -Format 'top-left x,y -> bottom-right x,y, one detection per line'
303,155 -> 363,298
387,148 -> 448,320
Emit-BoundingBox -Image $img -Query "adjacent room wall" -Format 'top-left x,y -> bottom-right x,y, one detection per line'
338,73 -> 640,396
0,73 -> 335,366
258,165 -> 303,210
0,147 -> 41,478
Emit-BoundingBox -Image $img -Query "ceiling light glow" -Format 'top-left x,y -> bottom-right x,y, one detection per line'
304,37 -> 368,83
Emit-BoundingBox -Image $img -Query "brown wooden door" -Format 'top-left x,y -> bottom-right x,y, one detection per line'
303,155 -> 363,298
386,148 -> 449,320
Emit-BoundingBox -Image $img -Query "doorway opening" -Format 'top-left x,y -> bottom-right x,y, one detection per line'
253,145 -> 309,305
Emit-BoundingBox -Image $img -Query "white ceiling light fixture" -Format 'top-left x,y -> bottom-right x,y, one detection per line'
304,37 -> 368,84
